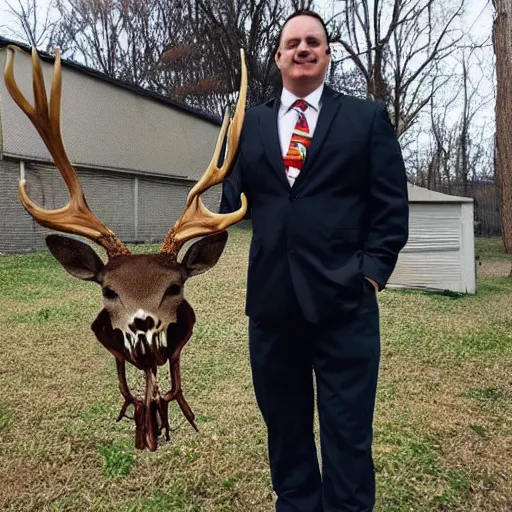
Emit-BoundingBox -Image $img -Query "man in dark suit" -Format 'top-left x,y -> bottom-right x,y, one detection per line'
220,9 -> 409,512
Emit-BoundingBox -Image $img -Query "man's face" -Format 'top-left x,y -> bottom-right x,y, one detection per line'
275,15 -> 330,92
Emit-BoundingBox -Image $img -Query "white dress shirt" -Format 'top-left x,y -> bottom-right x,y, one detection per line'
278,83 -> 324,186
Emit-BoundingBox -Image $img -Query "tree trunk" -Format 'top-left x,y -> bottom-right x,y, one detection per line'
493,0 -> 512,253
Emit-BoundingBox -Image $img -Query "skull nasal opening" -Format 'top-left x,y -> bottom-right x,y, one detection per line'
129,315 -> 156,333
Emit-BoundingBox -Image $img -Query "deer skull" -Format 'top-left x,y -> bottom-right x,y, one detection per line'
46,233 -> 226,368
4,44 -> 247,451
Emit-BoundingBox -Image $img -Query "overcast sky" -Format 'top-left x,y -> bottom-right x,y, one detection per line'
0,0 -> 495,85
0,0 -> 494,79
0,0 -> 495,51
0,0 -> 496,141
0,0 -> 495,38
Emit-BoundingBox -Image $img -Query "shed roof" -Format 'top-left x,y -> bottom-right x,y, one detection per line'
0,35 -> 221,127
408,183 -> 473,203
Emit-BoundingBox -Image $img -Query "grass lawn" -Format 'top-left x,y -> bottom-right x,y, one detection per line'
0,228 -> 511,511
475,237 -> 510,261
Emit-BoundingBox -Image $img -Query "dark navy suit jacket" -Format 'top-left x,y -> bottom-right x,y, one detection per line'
220,86 -> 409,323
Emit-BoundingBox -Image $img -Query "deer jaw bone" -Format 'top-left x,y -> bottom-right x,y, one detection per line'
92,299 -> 197,451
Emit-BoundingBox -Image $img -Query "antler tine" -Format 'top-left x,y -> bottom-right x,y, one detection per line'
4,45 -> 130,259
161,48 -> 248,256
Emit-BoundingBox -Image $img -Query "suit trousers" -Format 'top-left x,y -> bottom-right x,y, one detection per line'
248,279 -> 380,512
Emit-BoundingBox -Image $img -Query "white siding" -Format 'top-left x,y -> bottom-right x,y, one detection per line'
388,202 -> 476,293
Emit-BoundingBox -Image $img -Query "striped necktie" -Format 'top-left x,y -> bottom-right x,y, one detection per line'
283,99 -> 311,185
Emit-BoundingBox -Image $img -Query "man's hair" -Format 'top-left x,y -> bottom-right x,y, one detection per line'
273,9 -> 331,56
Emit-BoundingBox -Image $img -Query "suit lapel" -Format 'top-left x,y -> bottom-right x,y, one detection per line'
309,86 -> 343,161
258,97 -> 290,188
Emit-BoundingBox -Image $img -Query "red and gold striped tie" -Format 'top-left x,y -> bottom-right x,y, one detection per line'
283,99 -> 311,183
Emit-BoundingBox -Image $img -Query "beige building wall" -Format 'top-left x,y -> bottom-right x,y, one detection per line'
0,48 -> 222,180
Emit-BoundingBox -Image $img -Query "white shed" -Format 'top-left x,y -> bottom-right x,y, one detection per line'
387,183 -> 476,294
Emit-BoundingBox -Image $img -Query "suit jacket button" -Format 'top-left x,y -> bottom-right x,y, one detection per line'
290,195 -> 298,202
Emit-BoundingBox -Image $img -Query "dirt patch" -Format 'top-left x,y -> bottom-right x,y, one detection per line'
477,259 -> 511,278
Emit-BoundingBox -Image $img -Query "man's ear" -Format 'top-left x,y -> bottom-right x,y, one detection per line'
181,231 -> 228,277
46,234 -> 104,281
275,50 -> 282,68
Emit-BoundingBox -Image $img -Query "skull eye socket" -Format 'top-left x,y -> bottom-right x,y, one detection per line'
102,287 -> 118,300
165,284 -> 181,297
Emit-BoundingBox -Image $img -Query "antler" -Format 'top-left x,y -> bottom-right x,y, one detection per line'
4,45 -> 130,259
161,49 -> 248,256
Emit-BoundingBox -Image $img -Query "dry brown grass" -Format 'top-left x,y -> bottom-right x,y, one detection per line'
1,228 -> 511,511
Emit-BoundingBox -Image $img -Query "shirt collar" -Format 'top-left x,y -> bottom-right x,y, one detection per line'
280,82 -> 324,113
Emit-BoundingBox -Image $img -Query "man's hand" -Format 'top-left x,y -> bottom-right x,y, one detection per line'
364,276 -> 379,291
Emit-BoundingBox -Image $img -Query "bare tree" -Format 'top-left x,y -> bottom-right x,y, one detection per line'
427,91 -> 458,190
50,0 -> 306,116
52,0 -> 228,114
53,0 -> 179,80
492,0 -> 512,253
194,0 -> 316,109
456,46 -> 494,192
411,88 -> 459,189
5,0 -> 56,48
407,40 -> 494,192
329,0 -> 467,136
